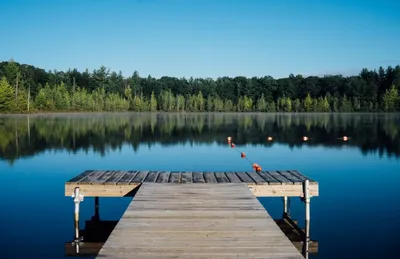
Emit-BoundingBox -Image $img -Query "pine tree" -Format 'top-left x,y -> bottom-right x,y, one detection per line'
0,77 -> 15,111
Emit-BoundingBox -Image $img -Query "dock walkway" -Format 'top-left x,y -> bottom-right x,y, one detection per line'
96,183 -> 304,258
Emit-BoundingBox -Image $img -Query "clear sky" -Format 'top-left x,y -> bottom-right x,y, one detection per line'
0,0 -> 399,79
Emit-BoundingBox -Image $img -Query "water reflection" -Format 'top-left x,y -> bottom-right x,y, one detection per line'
0,112 -> 399,164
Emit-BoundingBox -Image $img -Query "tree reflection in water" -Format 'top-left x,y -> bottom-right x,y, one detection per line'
0,112 -> 399,164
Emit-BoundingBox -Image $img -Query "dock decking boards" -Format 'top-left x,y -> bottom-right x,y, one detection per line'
65,170 -> 319,197
95,183 -> 304,259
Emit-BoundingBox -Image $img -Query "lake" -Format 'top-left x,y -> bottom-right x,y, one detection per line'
0,112 -> 399,259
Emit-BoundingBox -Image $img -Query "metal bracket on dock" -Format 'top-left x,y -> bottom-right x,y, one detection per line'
71,237 -> 84,254
300,179 -> 312,202
71,187 -> 84,202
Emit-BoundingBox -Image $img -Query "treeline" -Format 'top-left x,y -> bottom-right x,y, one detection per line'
0,59 -> 399,113
0,113 -> 399,163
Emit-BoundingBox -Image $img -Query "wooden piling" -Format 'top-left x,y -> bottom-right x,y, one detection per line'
93,197 -> 99,221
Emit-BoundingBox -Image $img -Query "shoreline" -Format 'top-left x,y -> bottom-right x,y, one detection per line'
0,111 -> 399,117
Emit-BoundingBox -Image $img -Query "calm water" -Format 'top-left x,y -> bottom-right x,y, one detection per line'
0,112 -> 399,259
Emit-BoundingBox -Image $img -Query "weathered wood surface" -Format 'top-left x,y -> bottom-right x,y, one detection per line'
65,170 -> 319,197
65,218 -> 318,257
96,183 -> 304,259
66,170 -> 317,185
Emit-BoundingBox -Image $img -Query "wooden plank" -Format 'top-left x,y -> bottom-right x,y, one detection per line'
289,170 -> 317,184
143,171 -> 159,183
214,172 -> 229,183
65,184 -> 141,197
181,172 -> 193,184
156,171 -> 170,183
104,171 -> 127,185
116,171 -> 138,185
78,171 -> 106,184
66,170 -> 94,183
91,170 -> 115,184
192,172 -> 205,183
66,182 -> 319,197
225,172 -> 242,183
267,171 -> 293,185
235,172 -> 255,183
96,183 -> 304,258
277,170 -> 302,185
249,184 -> 318,197
257,171 -> 282,185
246,172 -> 268,185
131,171 -> 150,183
203,172 -> 217,183
169,172 -> 181,183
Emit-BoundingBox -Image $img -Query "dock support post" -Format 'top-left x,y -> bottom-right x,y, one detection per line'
93,196 -> 100,221
302,180 -> 310,259
282,196 -> 289,217
71,187 -> 84,254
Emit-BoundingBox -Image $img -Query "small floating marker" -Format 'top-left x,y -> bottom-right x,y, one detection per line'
337,136 -> 350,142
302,136 -> 309,142
267,136 -> 273,141
241,152 -> 246,158
231,143 -> 235,148
252,163 -> 262,172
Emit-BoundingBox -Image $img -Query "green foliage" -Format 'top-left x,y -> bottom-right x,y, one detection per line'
0,77 -> 15,111
149,91 -> 158,111
382,85 -> 399,112
0,60 -> 400,113
303,94 -> 313,112
256,94 -> 267,112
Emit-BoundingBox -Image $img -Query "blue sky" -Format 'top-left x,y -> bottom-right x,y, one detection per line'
0,0 -> 399,79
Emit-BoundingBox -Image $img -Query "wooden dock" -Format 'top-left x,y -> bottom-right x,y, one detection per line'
65,170 -> 319,258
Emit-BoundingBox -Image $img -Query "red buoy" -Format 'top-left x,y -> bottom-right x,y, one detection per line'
252,163 -> 262,172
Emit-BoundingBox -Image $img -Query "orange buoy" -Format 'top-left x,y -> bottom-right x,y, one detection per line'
343,136 -> 349,142
267,136 -> 273,141
231,143 -> 235,148
241,152 -> 246,158
252,163 -> 262,172
302,136 -> 308,142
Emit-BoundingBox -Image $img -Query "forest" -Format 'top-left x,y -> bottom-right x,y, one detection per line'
0,59 -> 399,113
